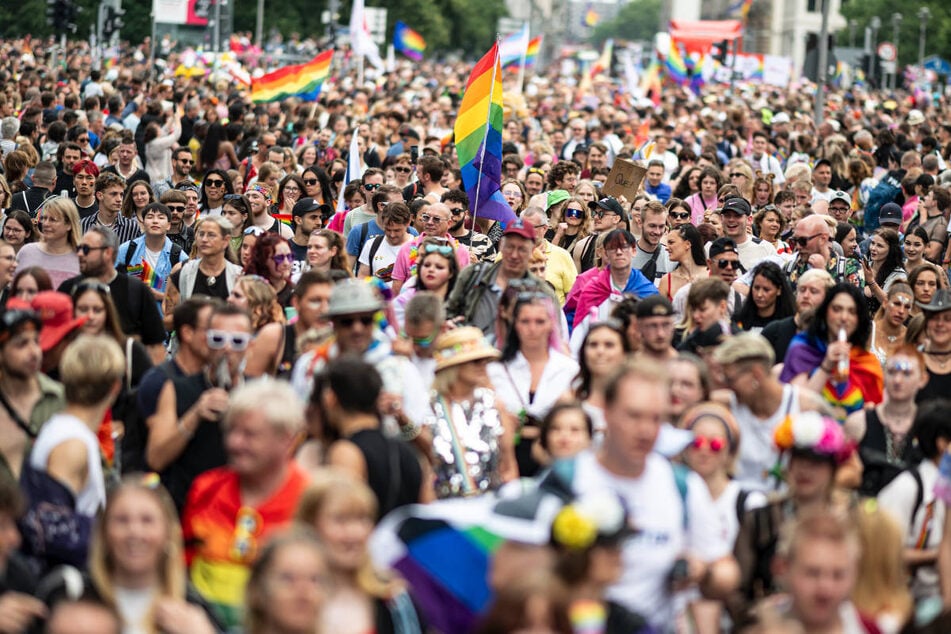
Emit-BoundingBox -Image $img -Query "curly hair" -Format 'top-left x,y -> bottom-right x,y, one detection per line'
547,160 -> 580,189
246,233 -> 290,282
235,275 -> 284,329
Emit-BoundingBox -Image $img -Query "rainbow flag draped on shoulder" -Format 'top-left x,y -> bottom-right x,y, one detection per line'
453,42 -> 516,224
251,49 -> 334,103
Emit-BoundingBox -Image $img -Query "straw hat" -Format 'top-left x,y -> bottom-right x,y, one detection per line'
433,327 -> 500,372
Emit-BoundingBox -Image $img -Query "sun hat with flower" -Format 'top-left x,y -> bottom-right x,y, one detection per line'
773,411 -> 854,465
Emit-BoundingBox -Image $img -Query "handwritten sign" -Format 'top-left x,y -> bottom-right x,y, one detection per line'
602,159 -> 647,200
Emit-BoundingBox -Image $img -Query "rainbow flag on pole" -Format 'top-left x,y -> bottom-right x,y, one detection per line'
525,36 -> 542,67
394,21 -> 426,61
251,49 -> 334,103
453,43 -> 515,224
665,39 -> 689,84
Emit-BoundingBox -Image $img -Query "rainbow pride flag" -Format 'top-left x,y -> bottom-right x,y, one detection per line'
453,43 -> 515,224
525,36 -> 542,67
665,39 -> 689,84
127,260 -> 165,291
251,49 -> 334,103
394,21 -> 425,61
589,38 -> 613,78
273,213 -> 294,228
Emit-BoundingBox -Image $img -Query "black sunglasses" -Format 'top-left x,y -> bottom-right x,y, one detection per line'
334,314 -> 376,328
72,280 -> 111,297
77,244 -> 109,255
670,211 -> 690,220
304,178 -> 319,186
205,179 -> 225,187
791,233 -> 824,247
715,259 -> 740,270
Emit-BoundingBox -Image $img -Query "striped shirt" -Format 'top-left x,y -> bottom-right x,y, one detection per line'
80,212 -> 142,244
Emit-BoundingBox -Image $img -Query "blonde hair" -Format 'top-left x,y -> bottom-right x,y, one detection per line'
295,470 -> 396,599
88,476 -> 185,634
224,379 -> 305,435
60,335 -> 124,405
236,275 -> 284,329
851,502 -> 913,622
41,196 -> 83,248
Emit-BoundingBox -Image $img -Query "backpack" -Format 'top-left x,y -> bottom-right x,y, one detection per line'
364,234 -> 387,276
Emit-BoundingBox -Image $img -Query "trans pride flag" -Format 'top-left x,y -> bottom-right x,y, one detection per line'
453,43 -> 516,223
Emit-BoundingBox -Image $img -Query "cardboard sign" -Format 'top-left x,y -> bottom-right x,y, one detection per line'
602,159 -> 647,200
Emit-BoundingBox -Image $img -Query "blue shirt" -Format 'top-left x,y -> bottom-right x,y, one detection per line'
645,182 -> 672,204
116,236 -> 189,312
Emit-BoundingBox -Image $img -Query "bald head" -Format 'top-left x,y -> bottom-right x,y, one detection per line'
794,215 -> 831,257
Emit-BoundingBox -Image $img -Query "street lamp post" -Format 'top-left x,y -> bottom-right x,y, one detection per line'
849,19 -> 857,48
870,16 -> 881,86
918,6 -> 931,68
890,12 -> 902,89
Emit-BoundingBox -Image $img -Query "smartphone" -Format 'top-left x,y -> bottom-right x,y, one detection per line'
410,145 -> 419,164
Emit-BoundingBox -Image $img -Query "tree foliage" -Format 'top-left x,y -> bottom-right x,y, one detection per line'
589,0 -> 662,46
0,0 -> 507,59
838,0 -> 951,66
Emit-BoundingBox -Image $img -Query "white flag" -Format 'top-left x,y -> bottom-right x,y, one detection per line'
499,23 -> 529,67
337,129 -> 366,212
349,0 -> 385,71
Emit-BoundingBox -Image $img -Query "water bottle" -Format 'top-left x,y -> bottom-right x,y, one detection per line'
834,327 -> 850,383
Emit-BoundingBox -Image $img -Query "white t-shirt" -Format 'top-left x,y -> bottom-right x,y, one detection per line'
359,237 -> 404,285
30,413 -> 106,517
488,350 -> 578,421
571,450 -> 730,626
734,236 -> 778,272
730,384 -> 801,492
713,480 -> 768,548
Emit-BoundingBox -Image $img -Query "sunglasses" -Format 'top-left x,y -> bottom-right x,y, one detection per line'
403,330 -> 437,348
447,207 -> 466,217
420,214 -> 448,223
593,210 -> 619,219
77,244 -> 109,255
72,280 -> 111,296
730,172 -> 747,179
364,183 -> 382,191
166,205 -> 186,213
224,193 -> 245,201
304,178 -> 319,186
691,435 -> 726,453
272,253 -> 294,265
206,329 -> 252,351
178,158 -> 194,165
565,208 -> 584,219
334,314 -> 376,328
670,211 -> 690,220
395,166 -> 413,174
791,233 -> 824,247
205,179 -> 225,187
424,243 -> 453,256
715,259 -> 740,270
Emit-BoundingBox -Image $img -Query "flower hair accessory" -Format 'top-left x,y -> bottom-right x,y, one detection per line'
773,411 -> 854,464
551,492 -> 629,550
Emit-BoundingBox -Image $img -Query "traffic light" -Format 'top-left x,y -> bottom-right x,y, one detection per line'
103,6 -> 125,39
712,40 -> 729,65
46,0 -> 78,33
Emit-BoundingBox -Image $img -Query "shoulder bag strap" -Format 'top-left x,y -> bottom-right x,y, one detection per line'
0,389 -> 36,439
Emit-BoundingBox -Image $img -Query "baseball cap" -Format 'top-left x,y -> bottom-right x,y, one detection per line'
635,295 -> 674,319
829,190 -> 851,206
708,237 -> 738,259
814,158 -> 832,169
588,197 -> 627,220
879,202 -> 903,226
908,109 -> 925,126
31,291 -> 87,353
292,197 -> 328,217
772,112 -> 790,124
502,219 -> 536,241
721,197 -> 752,216
546,189 -> 570,210
0,306 -> 42,346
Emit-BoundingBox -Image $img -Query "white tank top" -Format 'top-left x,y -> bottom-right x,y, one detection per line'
731,384 -> 801,493
30,413 -> 106,517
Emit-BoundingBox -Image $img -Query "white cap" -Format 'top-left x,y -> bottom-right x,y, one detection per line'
772,112 -> 790,124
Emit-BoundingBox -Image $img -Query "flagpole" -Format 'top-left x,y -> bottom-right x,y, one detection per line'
516,23 -> 528,94
470,37 -> 501,231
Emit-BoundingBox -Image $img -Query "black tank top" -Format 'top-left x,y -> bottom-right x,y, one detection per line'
348,428 -> 422,519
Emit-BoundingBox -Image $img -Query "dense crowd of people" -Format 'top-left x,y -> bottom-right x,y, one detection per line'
4,33 -> 951,634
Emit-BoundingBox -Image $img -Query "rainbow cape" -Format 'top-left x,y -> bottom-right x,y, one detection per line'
251,49 -> 334,103
394,21 -> 426,61
453,43 -> 515,223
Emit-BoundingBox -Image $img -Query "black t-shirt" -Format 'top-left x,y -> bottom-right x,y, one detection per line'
917,369 -> 951,405
170,267 -> 230,300
348,428 -> 422,519
761,316 -> 799,364
74,199 -> 99,219
59,273 -> 166,345
289,239 -> 308,279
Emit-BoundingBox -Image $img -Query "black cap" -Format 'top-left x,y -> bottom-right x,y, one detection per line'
879,202 -> 902,226
588,197 -> 628,220
814,158 -> 832,169
708,237 -> 738,259
292,197 -> 328,217
636,295 -> 675,319
0,306 -> 42,345
721,196 -> 752,216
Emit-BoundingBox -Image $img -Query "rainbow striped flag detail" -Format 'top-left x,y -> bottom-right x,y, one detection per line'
525,36 -> 542,66
251,49 -> 334,103
453,43 -> 516,224
127,260 -> 165,291
582,3 -> 600,27
589,38 -> 613,78
273,213 -> 294,228
665,39 -> 689,84
394,21 -> 426,61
